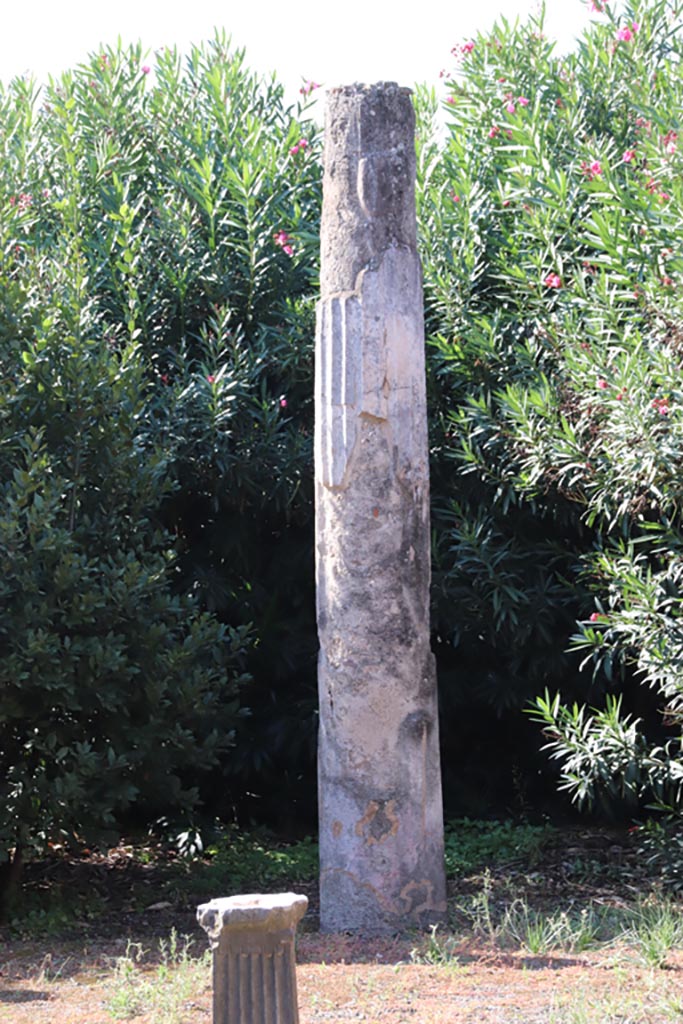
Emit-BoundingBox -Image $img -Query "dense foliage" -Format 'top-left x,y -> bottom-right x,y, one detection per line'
418,0 -> 683,813
3,0 -> 683,894
0,37 -> 321,894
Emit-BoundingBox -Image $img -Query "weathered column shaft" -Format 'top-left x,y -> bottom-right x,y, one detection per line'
315,82 -> 447,934
197,893 -> 308,1024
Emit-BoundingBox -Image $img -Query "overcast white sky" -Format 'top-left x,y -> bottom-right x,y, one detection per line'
2,0 -> 605,102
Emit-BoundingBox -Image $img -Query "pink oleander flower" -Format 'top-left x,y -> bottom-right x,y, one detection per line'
505,101 -> 516,114
632,21 -> 639,32
488,124 -> 500,139
142,65 -> 150,75
518,96 -> 529,107
617,26 -> 633,41
597,378 -> 608,389
544,273 -> 562,289
274,229 -> 294,255
590,611 -> 607,622
623,149 -> 636,163
451,41 -> 475,62
446,96 -> 456,104
289,145 -> 300,156
451,192 -> 460,202
663,130 -> 678,154
581,159 -> 603,181
207,374 -> 215,384
299,80 -> 320,96
279,396 -> 288,408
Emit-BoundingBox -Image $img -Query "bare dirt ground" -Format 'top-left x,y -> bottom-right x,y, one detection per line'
1,828 -> 682,1024
3,936 -> 682,1024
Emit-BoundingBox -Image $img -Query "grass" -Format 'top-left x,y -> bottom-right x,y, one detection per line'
498,901 -> 605,955
410,924 -> 461,967
623,898 -> 683,969
548,975 -> 683,1024
106,929 -> 211,1022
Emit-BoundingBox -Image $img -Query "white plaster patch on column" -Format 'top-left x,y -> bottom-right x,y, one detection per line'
315,292 -> 362,489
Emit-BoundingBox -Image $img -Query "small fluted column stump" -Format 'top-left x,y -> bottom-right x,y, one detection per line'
315,82 -> 447,934
197,893 -> 308,1024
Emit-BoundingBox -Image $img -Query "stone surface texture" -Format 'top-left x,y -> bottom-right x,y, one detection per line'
315,82 -> 447,934
197,893 -> 308,1024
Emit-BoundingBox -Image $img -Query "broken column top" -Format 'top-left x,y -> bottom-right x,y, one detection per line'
197,893 -> 308,943
320,81 -> 417,296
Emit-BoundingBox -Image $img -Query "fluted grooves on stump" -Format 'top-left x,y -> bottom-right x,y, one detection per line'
213,946 -> 295,1024
197,893 -> 307,1024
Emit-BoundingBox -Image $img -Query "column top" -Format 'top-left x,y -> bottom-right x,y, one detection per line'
197,892 -> 308,938
326,81 -> 412,97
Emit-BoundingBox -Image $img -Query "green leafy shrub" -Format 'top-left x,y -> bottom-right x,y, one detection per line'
0,36 -> 322,899
417,0 -> 683,814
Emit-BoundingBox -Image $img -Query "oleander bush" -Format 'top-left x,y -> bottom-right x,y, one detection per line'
416,0 -> 683,814
0,36 -> 322,902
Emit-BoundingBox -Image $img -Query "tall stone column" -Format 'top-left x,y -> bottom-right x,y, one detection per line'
315,82 -> 447,934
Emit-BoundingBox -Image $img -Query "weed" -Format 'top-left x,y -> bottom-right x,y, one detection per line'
410,924 -> 461,967
663,993 -> 683,1020
499,902 -> 603,955
624,899 -> 683,969
107,941 -> 148,1019
458,868 -> 498,941
106,930 -> 211,1023
35,953 -> 73,984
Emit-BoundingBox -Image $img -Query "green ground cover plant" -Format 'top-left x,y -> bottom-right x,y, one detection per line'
444,817 -> 555,874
